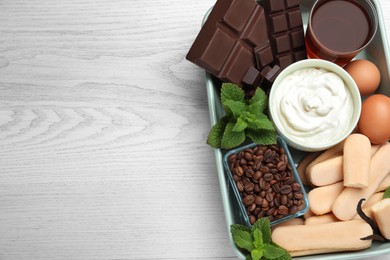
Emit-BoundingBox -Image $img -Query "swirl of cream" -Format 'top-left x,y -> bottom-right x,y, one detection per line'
274,68 -> 353,145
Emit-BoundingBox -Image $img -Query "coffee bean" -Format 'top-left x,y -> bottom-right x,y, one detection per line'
237,181 -> 244,192
250,215 -> 256,225
280,194 -> 288,205
253,160 -> 262,171
233,175 -> 241,182
280,185 -> 292,195
260,165 -> 270,173
253,171 -> 262,180
263,173 -> 273,182
248,203 -> 256,212
278,205 -> 289,215
244,152 -> 253,161
255,196 -> 263,205
266,193 -> 273,202
244,182 -> 254,192
290,205 -> 298,214
245,168 -> 254,177
243,195 -> 255,206
294,193 -> 304,199
277,161 -> 286,171
292,182 -> 302,191
235,166 -> 244,176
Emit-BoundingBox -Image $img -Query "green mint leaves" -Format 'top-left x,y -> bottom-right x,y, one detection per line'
384,186 -> 390,199
207,83 -> 277,149
230,218 -> 291,260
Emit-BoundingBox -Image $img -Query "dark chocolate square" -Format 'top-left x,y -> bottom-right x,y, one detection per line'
255,44 -> 273,68
224,0 -> 256,32
242,66 -> 263,86
276,53 -> 293,69
267,0 -> 285,12
274,34 -> 291,53
222,45 -> 254,85
287,9 -> 303,28
290,28 -> 305,48
271,14 -> 288,33
242,8 -> 269,46
200,29 -> 236,74
293,49 -> 307,61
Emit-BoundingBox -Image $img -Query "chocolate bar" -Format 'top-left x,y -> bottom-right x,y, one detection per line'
186,0 -> 272,88
260,0 -> 307,69
186,0 -> 307,94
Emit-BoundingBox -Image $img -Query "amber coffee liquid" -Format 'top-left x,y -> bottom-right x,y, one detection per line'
306,0 -> 372,65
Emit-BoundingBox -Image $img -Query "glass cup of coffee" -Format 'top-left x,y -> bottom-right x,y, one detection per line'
305,0 -> 378,66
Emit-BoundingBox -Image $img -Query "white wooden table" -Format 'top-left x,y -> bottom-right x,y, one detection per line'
0,0 -> 390,259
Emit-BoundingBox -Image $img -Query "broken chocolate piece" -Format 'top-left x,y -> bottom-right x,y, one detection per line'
186,0 -> 271,88
242,66 -> 263,86
260,65 -> 281,89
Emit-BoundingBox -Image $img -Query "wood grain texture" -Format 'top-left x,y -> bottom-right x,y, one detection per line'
0,0 -> 390,259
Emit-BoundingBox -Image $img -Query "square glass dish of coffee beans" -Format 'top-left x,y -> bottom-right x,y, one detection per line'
223,136 -> 309,226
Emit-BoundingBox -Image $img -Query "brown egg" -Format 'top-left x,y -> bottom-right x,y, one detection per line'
344,59 -> 381,96
358,94 -> 390,144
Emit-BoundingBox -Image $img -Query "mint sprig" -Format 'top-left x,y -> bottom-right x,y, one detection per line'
207,83 -> 277,149
230,218 -> 291,260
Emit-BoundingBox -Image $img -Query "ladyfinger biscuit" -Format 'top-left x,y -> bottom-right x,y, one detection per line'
372,198 -> 390,239
307,156 -> 343,187
308,181 -> 344,215
343,134 -> 371,188
272,220 -> 372,256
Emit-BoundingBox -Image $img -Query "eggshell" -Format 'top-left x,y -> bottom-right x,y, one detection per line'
344,59 -> 381,96
358,94 -> 390,144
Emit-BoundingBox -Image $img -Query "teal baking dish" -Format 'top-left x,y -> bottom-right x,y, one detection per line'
204,0 -> 390,259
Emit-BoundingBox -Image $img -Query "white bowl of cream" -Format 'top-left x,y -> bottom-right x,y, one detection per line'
269,59 -> 361,152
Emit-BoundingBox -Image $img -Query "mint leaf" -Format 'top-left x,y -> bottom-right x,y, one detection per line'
233,117 -> 248,132
267,242 -> 291,260
384,186 -> 390,199
206,116 -> 229,148
247,129 -> 277,145
221,83 -> 245,103
245,113 -> 275,131
224,99 -> 246,118
251,249 -> 263,260
266,242 -> 291,260
231,223 -> 251,233
247,101 -> 264,118
253,228 -> 264,249
231,224 -> 254,252
252,218 -> 272,244
249,88 -> 267,112
245,255 -> 253,260
221,119 -> 246,149
263,244 -> 285,259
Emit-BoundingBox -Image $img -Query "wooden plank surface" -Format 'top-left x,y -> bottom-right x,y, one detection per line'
1,0 -> 390,259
